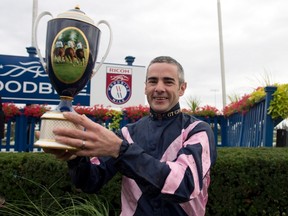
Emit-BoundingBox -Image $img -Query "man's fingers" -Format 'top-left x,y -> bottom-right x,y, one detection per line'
63,112 -> 96,130
53,127 -> 85,140
43,147 -> 77,161
35,131 -> 40,139
62,112 -> 103,134
54,135 -> 85,149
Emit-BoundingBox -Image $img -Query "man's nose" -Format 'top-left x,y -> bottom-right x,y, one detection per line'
155,82 -> 165,92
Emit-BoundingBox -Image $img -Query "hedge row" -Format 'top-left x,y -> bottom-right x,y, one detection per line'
0,148 -> 288,215
208,147 -> 288,215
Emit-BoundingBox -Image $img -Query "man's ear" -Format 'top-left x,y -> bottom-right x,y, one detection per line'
179,82 -> 187,96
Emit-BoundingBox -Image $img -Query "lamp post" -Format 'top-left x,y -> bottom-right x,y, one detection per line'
26,0 -> 38,57
32,0 -> 38,47
217,0 -> 227,108
210,89 -> 219,107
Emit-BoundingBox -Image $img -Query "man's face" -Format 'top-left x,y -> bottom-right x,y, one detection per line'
145,62 -> 187,113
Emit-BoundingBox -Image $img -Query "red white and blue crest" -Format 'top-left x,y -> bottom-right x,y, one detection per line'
106,67 -> 132,105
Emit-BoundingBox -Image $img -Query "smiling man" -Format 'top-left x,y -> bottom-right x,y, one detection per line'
145,57 -> 187,114
45,56 -> 217,216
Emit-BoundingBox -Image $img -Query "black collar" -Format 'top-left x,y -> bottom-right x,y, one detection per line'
150,103 -> 181,120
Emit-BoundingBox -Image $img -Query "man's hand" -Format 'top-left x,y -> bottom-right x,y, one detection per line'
35,131 -> 77,161
43,148 -> 77,161
50,112 -> 123,158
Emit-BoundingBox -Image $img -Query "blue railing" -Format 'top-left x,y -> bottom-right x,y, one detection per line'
225,101 -> 266,147
0,86 -> 282,151
224,86 -> 282,147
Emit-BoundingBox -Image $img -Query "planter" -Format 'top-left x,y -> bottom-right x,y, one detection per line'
276,129 -> 288,147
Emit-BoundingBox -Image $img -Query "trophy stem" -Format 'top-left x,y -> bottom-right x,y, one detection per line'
56,96 -> 75,112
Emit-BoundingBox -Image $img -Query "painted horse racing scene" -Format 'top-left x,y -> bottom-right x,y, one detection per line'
52,27 -> 88,84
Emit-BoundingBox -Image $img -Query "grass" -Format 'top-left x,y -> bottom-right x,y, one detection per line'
0,176 -> 110,216
52,63 -> 85,84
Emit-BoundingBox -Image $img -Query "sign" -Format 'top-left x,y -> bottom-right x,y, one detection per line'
106,66 -> 132,105
0,54 -> 90,105
89,62 -> 145,108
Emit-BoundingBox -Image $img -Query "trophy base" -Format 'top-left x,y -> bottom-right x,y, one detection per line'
34,111 -> 82,150
34,140 -> 77,150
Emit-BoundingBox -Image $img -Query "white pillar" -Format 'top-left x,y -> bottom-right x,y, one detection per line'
217,0 -> 227,107
31,0 -> 38,47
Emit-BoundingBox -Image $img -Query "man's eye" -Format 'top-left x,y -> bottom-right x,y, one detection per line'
148,80 -> 157,84
165,81 -> 174,85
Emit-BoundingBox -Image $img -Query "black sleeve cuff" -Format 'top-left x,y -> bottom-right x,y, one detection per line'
118,140 -> 130,157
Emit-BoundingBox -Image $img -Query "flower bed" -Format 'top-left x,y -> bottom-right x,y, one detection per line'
23,104 -> 51,118
2,103 -> 21,121
222,84 -> 288,119
2,83 -> 287,123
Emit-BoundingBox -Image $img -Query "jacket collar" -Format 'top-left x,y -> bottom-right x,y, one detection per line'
150,103 -> 181,120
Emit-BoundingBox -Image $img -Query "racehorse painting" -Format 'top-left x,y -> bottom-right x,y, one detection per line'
65,47 -> 77,65
76,49 -> 85,66
51,27 -> 89,83
53,47 -> 65,63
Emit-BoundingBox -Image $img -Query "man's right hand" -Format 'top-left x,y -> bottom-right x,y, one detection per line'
43,148 -> 77,161
35,131 -> 77,161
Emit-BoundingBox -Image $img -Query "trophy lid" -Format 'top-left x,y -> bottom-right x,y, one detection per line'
56,6 -> 95,25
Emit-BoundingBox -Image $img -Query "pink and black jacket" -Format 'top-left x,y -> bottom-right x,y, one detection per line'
68,103 -> 217,216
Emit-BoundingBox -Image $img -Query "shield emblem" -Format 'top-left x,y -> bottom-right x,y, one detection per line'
106,67 -> 132,105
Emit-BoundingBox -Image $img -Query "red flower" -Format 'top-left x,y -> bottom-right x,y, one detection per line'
123,105 -> 150,122
23,104 -> 50,118
188,105 -> 220,118
74,104 -> 111,122
222,93 -> 254,116
2,103 -> 21,121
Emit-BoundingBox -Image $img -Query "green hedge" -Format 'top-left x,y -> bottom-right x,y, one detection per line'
0,152 -> 121,215
0,148 -> 288,215
208,147 -> 288,216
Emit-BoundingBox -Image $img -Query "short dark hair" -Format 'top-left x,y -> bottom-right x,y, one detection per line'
146,56 -> 185,84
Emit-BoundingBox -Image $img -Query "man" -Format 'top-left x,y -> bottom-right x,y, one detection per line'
45,56 -> 217,215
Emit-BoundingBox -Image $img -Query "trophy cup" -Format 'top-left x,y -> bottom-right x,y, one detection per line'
33,6 -> 112,150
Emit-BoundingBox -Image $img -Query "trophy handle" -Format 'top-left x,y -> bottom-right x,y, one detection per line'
33,11 -> 53,72
92,20 -> 113,77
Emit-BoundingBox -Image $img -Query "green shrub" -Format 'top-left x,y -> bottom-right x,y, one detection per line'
1,148 -> 288,215
268,84 -> 288,119
207,147 -> 288,216
0,153 -> 121,216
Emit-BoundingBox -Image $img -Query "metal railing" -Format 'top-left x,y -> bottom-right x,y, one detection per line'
0,86 -> 282,151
